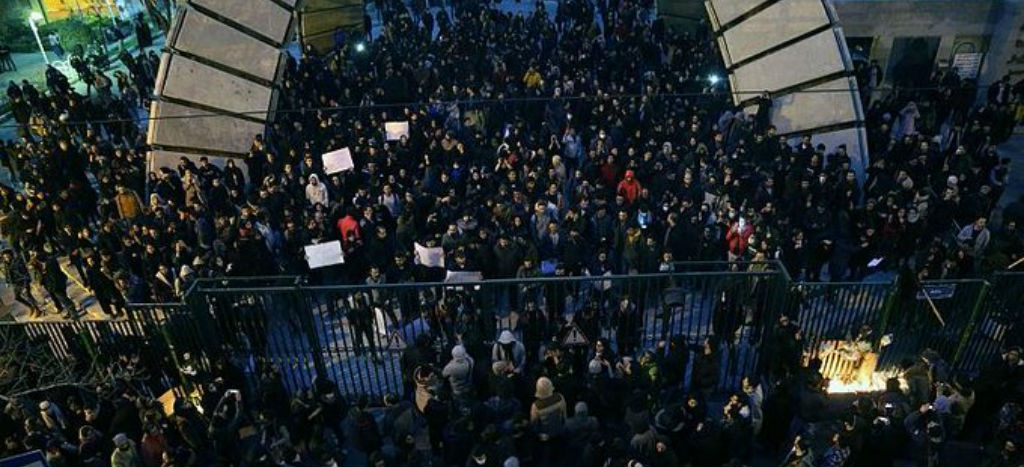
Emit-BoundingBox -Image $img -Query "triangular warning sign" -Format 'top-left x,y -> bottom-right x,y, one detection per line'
389,332 -> 407,350
562,324 -> 589,346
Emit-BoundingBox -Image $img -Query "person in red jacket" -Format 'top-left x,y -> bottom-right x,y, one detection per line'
726,216 -> 754,261
616,169 -> 642,205
337,211 -> 361,249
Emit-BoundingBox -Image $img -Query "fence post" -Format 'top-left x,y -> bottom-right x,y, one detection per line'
292,286 -> 328,379
151,305 -> 196,395
874,281 -> 900,346
77,325 -> 100,363
952,281 -> 991,369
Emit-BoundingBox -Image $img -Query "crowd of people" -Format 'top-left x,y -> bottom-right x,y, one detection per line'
2,330 -> 1024,467
1,0 -> 1021,323
1,13 -> 157,317
0,0 -> 1023,466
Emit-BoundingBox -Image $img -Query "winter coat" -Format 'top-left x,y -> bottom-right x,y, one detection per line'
110,442 -> 142,467
491,341 -> 526,373
305,175 -> 329,206
530,394 -> 567,437
692,351 -> 720,393
442,355 -> 475,396
904,363 -> 932,407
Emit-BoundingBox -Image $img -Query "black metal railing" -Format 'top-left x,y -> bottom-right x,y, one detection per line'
3,263 -> 1020,399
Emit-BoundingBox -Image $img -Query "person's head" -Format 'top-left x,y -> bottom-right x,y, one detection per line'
1005,347 -> 1021,365
535,376 -> 554,399
451,344 -> 467,360
113,433 -> 131,451
742,376 -> 759,394
703,337 -> 716,354
974,217 -> 987,229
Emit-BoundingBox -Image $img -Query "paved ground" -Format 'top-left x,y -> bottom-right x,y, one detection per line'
0,33 -> 164,142
0,33 -> 140,92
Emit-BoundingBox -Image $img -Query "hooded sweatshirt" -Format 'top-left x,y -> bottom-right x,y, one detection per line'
616,170 -> 642,204
305,174 -> 329,206
442,345 -> 475,396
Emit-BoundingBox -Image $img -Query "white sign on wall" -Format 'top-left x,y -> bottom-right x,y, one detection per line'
952,52 -> 983,79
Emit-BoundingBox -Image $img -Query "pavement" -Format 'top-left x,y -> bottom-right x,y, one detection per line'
0,33 -> 164,141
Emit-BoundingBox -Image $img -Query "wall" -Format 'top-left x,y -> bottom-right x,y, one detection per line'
299,0 -> 365,53
657,0 -> 705,30
832,0 -> 1023,85
835,0 -> 994,68
664,0 -> 1024,85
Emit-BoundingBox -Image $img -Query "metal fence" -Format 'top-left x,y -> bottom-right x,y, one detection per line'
4,264 -> 1021,399
172,270 -> 789,395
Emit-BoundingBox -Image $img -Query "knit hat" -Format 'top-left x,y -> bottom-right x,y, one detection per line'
498,330 -> 516,344
535,377 -> 555,398
451,345 -> 467,359
113,433 -> 129,447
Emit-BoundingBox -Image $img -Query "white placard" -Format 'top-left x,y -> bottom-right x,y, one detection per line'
414,242 -> 445,268
952,52 -> 983,79
322,147 -> 354,174
385,121 -> 410,141
445,270 -> 483,283
304,241 -> 344,268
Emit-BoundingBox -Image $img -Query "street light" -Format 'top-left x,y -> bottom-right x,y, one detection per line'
28,11 -> 48,65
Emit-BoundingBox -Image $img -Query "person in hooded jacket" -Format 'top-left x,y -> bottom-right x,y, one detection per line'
530,376 -> 567,464
492,330 -> 527,375
616,170 -> 642,205
443,344 -> 475,399
305,174 -> 329,207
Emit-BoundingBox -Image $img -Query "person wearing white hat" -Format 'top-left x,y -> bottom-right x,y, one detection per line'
530,376 -> 567,463
442,344 -> 475,398
37,400 -> 68,433
492,330 -> 526,374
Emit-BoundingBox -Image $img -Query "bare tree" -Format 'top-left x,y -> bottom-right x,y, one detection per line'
0,327 -> 102,400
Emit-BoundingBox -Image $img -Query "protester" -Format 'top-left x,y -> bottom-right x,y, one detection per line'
1,1 -> 1023,466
